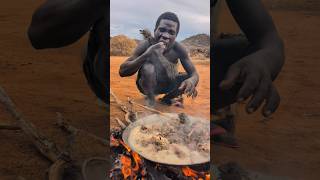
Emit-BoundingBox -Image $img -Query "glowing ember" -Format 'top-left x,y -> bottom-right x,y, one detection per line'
205,174 -> 210,180
120,155 -> 132,179
119,140 -> 132,152
132,151 -> 142,171
182,167 -> 211,180
182,167 -> 198,178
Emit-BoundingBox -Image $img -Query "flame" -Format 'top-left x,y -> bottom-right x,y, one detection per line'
132,151 -> 142,171
118,140 -> 146,179
182,167 -> 198,178
182,167 -> 211,180
119,140 -> 132,152
120,155 -> 132,179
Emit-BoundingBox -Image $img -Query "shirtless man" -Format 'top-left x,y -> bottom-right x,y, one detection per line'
211,0 -> 285,146
27,0 -> 108,104
119,12 -> 199,107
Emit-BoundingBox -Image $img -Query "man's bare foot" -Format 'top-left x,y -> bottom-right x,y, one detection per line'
159,96 -> 184,108
145,95 -> 155,107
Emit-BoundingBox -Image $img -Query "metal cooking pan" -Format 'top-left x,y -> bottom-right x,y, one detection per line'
122,113 -> 210,166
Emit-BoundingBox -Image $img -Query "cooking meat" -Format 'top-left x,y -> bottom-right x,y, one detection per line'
178,113 -> 189,124
150,134 -> 169,151
198,143 -> 210,153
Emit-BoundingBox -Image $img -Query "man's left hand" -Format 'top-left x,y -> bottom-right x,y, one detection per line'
179,79 -> 198,98
219,52 -> 281,117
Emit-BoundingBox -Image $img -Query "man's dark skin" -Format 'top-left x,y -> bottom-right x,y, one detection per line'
212,0 -> 285,118
119,13 -> 199,106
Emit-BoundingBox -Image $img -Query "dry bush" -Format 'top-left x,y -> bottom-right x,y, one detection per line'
110,35 -> 137,56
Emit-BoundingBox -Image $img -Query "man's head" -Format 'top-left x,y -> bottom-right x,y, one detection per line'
154,12 -> 180,49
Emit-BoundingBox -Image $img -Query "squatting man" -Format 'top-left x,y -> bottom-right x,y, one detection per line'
119,12 -> 199,107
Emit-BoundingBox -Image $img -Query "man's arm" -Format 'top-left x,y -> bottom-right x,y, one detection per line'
226,0 -> 284,79
119,41 -> 165,77
176,43 -> 199,97
219,0 -> 285,116
28,0 -> 106,49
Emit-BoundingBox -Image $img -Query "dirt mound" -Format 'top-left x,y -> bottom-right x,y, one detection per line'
110,35 -> 137,56
181,34 -> 210,59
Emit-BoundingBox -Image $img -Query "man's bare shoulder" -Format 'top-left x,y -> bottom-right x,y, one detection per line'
173,41 -> 188,58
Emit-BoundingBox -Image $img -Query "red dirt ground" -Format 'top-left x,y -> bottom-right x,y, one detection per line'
110,57 -> 210,129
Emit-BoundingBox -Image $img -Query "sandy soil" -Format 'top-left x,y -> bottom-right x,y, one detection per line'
110,56 -> 210,129
0,0 -> 319,180
213,5 -> 320,180
0,1 -> 107,180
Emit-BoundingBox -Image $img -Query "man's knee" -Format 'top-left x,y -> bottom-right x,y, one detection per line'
140,63 -> 155,76
137,63 -> 157,94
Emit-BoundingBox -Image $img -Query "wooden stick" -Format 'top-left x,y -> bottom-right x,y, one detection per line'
124,112 -> 133,124
0,123 -> 20,130
0,86 -> 63,162
110,89 -> 128,113
48,159 -> 68,180
128,98 -> 177,120
56,112 -> 108,146
115,117 -> 127,129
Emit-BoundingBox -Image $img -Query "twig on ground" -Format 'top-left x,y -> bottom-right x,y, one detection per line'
110,89 -> 138,123
115,117 -> 127,129
0,86 -> 63,162
128,98 -> 178,121
55,112 -> 108,146
0,123 -> 20,130
110,89 -> 128,113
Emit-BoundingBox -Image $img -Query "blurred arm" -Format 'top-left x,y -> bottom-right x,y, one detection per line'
28,0 -> 106,49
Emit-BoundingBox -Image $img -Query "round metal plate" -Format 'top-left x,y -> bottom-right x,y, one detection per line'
122,113 -> 210,166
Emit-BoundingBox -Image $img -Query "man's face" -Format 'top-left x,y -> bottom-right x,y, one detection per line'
154,19 -> 178,49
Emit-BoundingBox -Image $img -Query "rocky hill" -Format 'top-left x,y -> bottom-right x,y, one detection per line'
181,34 -> 210,59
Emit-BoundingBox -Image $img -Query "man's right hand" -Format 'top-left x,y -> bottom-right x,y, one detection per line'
145,42 -> 166,56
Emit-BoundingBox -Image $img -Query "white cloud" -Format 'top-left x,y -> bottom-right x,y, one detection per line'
110,0 -> 210,41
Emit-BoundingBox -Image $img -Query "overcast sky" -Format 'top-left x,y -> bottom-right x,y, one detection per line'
110,0 -> 210,41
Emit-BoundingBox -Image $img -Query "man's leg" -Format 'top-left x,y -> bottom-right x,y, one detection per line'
137,63 -> 157,106
159,73 -> 189,106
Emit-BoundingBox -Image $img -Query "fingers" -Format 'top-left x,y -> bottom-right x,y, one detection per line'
219,64 -> 241,90
262,84 -> 280,117
246,78 -> 271,113
236,73 -> 259,102
179,81 -> 197,98
192,89 -> 198,99
178,81 -> 186,91
156,42 -> 166,49
184,83 -> 193,96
